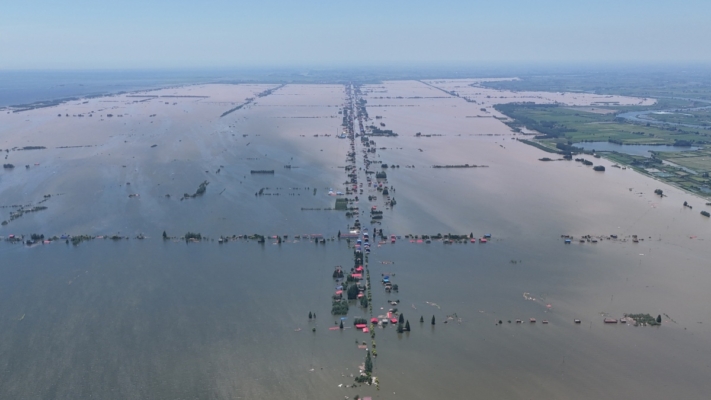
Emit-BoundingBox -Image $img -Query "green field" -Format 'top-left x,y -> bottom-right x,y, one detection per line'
497,103 -> 711,198
647,108 -> 711,127
497,103 -> 711,145
481,70 -> 711,101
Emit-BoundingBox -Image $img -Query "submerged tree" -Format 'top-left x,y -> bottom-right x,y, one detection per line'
365,351 -> 373,374
431,315 -> 436,325
360,296 -> 368,308
340,320 -> 344,329
420,316 -> 424,323
397,322 -> 404,333
657,315 -> 662,324
399,313 -> 404,324
405,320 -> 411,331
347,284 -> 360,300
309,311 -> 313,319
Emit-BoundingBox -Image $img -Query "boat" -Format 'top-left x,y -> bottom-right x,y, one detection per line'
574,319 -> 581,324
542,320 -> 549,324
604,318 -> 618,323
530,318 -> 536,323
479,238 -> 487,243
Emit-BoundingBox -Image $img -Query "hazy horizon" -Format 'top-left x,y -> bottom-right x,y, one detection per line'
2,0 -> 710,70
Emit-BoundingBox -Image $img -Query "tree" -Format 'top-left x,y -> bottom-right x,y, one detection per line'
420,316 -> 424,323
340,320 -> 344,329
360,296 -> 368,308
347,284 -> 360,300
309,311 -> 313,319
397,322 -> 404,333
399,314 -> 404,324
338,230 -> 341,238
657,315 -> 662,324
163,230 -> 168,239
405,320 -> 411,331
365,351 -> 373,374
431,315 -> 436,325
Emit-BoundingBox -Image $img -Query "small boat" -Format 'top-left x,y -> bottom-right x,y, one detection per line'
542,320 -> 549,324
574,319 -> 581,324
479,238 -> 487,243
515,319 -> 522,324
604,318 -> 618,324
530,318 -> 536,323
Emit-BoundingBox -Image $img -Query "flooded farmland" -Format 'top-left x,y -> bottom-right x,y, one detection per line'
1,80 -> 710,399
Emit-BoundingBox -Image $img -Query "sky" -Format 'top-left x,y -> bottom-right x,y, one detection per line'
1,0 -> 710,69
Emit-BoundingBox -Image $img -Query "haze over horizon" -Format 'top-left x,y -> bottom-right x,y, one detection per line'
2,0 -> 710,70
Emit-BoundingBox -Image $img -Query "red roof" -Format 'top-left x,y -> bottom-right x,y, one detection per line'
351,273 -> 362,278
355,323 -> 367,329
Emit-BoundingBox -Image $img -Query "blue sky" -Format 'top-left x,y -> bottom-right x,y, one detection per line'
1,0 -> 709,69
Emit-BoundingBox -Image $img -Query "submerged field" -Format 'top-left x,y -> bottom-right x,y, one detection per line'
1,80 -> 711,399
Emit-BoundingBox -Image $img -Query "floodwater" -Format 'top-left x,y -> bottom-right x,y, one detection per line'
573,141 -> 699,157
1,80 -> 711,399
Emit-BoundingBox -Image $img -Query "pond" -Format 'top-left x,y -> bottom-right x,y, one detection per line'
573,141 -> 699,157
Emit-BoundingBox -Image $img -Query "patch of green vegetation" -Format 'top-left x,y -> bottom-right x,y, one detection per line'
184,232 -> 202,241
647,108 -> 711,127
625,313 -> 661,326
497,103 -> 711,198
480,70 -> 711,101
497,103 -> 710,145
331,300 -> 349,315
335,198 -> 349,210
